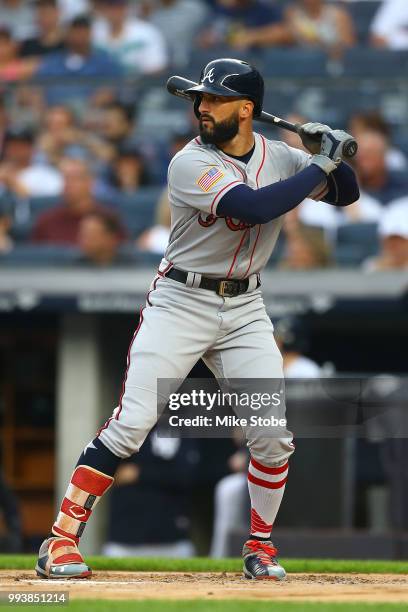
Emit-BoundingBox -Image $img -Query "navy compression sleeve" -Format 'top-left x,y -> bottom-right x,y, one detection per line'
217,164 -> 327,224
323,162 -> 360,206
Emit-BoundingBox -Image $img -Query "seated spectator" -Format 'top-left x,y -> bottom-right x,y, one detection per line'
353,131 -> 408,206
92,0 -> 167,75
37,105 -> 114,167
280,224 -> 332,269
0,199 -> 13,254
363,198 -> 408,271
0,0 -> 35,41
285,0 -> 355,54
370,0 -> 408,50
36,15 -> 122,106
20,0 -> 65,58
0,128 -> 63,197
31,158 -> 125,245
147,0 -> 208,67
0,26 -> 38,82
199,0 -> 291,50
77,210 -> 129,266
348,110 -> 407,172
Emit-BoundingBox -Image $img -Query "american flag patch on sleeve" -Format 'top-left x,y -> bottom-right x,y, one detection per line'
197,167 -> 224,192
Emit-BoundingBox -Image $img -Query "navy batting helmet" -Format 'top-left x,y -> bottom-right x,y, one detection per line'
186,58 -> 264,118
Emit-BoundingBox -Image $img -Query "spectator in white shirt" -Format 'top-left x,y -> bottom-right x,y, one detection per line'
92,0 -> 168,75
370,0 -> 408,50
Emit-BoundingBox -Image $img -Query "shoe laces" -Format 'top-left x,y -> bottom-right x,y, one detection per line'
247,540 -> 278,565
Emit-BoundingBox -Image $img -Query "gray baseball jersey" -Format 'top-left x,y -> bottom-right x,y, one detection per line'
165,132 -> 328,278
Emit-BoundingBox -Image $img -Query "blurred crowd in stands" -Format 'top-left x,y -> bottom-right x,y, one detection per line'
0,0 -> 407,270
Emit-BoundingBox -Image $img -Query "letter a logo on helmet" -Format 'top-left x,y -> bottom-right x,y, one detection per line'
202,67 -> 215,84
186,58 -> 264,119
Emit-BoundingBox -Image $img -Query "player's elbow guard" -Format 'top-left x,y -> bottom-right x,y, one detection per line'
336,183 -> 360,207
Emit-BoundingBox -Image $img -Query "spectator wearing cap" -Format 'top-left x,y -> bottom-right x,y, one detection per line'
0,198 -> 13,253
0,128 -> 63,197
370,0 -> 408,50
31,157 -> 125,245
363,198 -> 408,271
199,0 -> 291,50
353,132 -> 408,206
92,0 -> 167,75
35,15 -> 123,106
0,27 -> 38,81
0,0 -> 35,41
20,0 -> 65,58
76,210 -> 130,266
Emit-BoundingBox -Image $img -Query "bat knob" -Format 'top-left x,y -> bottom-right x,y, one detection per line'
342,138 -> 358,159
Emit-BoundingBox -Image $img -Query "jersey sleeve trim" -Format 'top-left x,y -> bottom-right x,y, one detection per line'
210,180 -> 243,215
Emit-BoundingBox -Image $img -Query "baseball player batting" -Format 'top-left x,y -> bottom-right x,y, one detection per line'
36,58 -> 359,581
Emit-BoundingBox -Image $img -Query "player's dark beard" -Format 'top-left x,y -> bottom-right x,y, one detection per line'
199,112 -> 240,145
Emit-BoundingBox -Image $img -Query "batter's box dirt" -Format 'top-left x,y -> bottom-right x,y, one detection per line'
1,571 -> 408,602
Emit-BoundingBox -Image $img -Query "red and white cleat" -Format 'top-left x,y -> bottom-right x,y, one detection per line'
35,537 -> 92,579
242,539 -> 286,580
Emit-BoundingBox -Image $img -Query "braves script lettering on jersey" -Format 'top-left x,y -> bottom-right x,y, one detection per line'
165,132 -> 326,278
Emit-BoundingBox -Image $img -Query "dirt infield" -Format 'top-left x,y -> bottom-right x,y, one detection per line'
1,570 -> 407,603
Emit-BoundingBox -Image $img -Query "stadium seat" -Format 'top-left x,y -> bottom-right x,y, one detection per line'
343,49 -> 408,78
11,196 -> 61,241
262,48 -> 328,78
335,222 -> 380,266
29,196 -> 60,214
0,244 -> 79,266
116,187 -> 162,238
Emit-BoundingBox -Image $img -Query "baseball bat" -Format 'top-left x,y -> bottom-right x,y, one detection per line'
166,75 -> 358,159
